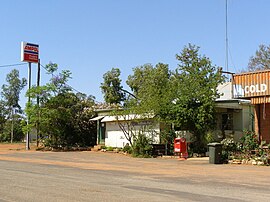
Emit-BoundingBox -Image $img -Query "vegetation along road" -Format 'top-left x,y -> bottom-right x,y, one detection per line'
0,145 -> 269,202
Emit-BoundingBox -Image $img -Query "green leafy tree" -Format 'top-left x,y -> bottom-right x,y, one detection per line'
0,114 -> 25,142
109,64 -> 171,150
126,63 -> 173,119
44,62 -> 72,95
100,44 -> 224,154
171,44 -> 224,153
248,44 -> 270,72
100,68 -> 125,104
0,100 -> 7,136
25,63 -> 97,148
72,93 -> 97,146
41,92 -> 96,147
1,69 -> 27,142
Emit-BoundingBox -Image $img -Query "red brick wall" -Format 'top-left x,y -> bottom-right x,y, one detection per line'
259,103 -> 270,143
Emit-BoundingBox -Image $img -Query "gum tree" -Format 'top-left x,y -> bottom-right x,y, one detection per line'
248,44 -> 270,72
170,44 -> 225,153
100,68 -> 125,104
1,69 -> 27,142
25,62 -> 97,148
126,63 -> 173,119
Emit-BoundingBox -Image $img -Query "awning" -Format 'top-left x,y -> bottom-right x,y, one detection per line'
215,99 -> 251,109
101,114 -> 155,122
89,116 -> 105,121
101,116 -> 117,122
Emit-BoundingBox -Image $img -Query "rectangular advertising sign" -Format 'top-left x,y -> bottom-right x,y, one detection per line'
233,70 -> 270,98
21,42 -> 39,63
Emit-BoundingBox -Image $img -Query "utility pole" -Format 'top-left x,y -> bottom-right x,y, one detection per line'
36,60 -> 41,147
26,62 -> 31,150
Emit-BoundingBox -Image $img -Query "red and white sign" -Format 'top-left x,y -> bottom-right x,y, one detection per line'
21,42 -> 39,63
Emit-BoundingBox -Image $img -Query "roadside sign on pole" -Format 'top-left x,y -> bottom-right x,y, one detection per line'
21,42 -> 39,63
21,41 -> 39,150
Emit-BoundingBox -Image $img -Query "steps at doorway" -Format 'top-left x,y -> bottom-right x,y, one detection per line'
92,144 -> 104,151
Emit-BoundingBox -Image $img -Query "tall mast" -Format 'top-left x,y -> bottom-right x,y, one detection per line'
225,0 -> 228,72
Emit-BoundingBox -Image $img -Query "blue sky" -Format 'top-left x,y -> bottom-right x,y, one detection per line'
1,0 -> 270,106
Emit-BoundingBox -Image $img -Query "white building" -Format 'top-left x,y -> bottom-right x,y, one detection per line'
101,115 -> 160,147
90,110 -> 162,148
215,82 -> 253,141
91,82 -> 253,147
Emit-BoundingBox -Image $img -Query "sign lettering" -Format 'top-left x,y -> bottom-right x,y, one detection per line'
244,84 -> 267,94
21,41 -> 39,63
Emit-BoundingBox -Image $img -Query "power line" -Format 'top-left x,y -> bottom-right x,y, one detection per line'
0,63 -> 27,68
0,62 -> 88,95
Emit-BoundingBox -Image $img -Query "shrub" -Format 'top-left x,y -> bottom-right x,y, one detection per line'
205,132 -> 215,144
240,130 -> 259,153
221,138 -> 238,162
106,146 -> 114,151
100,145 -> 107,150
123,144 -> 132,154
160,130 -> 176,155
132,133 -> 153,158
224,130 -> 270,165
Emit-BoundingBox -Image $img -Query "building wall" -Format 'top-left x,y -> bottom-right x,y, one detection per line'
217,82 -> 232,100
105,121 -> 160,148
254,105 -> 260,139
259,103 -> 270,143
105,122 -> 129,148
242,105 -> 253,131
233,105 -> 253,130
233,70 -> 270,143
234,104 -> 253,140
215,104 -> 253,141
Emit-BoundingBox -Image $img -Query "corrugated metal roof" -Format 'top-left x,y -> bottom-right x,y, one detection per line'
101,114 -> 154,122
234,69 -> 270,76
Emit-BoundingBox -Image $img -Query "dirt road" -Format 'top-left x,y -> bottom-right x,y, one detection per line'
0,143 -> 269,201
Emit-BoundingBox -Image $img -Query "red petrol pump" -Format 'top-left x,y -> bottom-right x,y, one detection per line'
174,137 -> 188,159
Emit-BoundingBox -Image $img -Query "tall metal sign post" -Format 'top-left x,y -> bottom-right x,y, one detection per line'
21,42 -> 39,150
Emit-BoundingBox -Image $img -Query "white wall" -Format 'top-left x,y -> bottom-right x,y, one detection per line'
105,121 -> 160,148
105,122 -> 130,148
214,103 -> 253,141
217,82 -> 232,100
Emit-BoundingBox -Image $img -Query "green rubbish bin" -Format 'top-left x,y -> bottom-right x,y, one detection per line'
208,143 -> 222,164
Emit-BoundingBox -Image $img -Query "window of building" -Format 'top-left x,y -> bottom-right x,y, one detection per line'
222,113 -> 233,130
